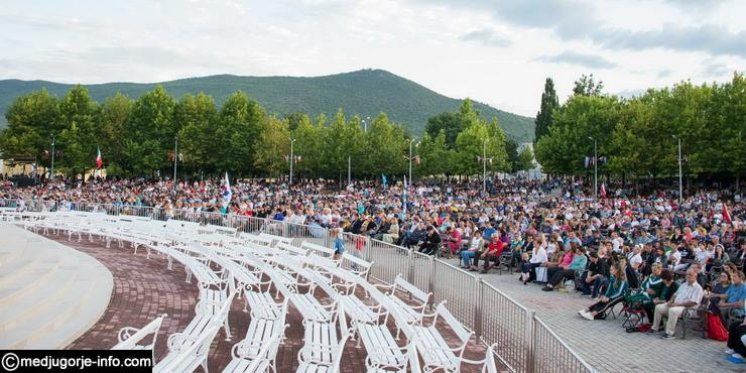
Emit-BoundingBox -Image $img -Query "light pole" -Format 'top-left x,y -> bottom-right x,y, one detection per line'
289,138 -> 297,185
673,135 -> 682,205
588,136 -> 598,200
173,137 -> 178,189
50,135 -> 56,179
476,139 -> 492,193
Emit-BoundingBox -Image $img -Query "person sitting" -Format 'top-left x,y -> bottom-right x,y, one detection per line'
542,247 -> 587,292
650,267 -> 704,340
718,271 -> 746,324
726,311 -> 746,364
473,235 -> 506,273
403,222 -> 426,248
578,251 -> 610,298
521,240 -> 548,284
544,246 -> 575,286
418,226 -> 441,255
641,269 -> 679,324
443,226 -> 462,258
381,217 -> 399,244
459,232 -> 484,269
579,261 -> 629,320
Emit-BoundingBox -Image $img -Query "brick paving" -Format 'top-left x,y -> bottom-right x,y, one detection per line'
45,233 -> 491,372
460,259 -> 746,373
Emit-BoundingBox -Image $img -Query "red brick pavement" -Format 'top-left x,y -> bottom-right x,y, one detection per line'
46,232 -> 490,372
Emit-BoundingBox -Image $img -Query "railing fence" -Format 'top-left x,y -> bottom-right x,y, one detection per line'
1,198 -> 595,372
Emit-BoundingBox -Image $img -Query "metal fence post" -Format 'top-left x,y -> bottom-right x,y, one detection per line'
406,249 -> 415,284
525,309 -> 536,373
428,255 -> 436,308
323,228 -> 330,247
474,276 -> 483,339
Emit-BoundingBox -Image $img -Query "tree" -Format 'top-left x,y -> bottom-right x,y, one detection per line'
363,113 -> 406,177
175,93 -> 217,174
425,112 -> 462,149
0,89 -> 61,167
97,93 -> 132,175
292,113 -> 324,177
534,78 -> 559,142
57,85 -> 98,175
418,130 -> 453,176
122,85 -> 176,175
505,138 -> 519,173
213,91 -> 265,175
516,146 -> 535,172
573,74 -> 604,96
254,116 -> 290,176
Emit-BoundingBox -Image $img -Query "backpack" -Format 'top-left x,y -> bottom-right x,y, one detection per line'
706,312 -> 729,341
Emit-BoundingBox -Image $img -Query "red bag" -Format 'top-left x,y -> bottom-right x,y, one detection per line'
706,312 -> 729,341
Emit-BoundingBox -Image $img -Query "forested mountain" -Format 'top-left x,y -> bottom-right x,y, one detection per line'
0,69 -> 534,141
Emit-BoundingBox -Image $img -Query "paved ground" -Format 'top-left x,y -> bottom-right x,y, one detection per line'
458,259 -> 746,373
48,233 -> 491,372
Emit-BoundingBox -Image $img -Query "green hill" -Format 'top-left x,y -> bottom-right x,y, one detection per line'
0,69 -> 534,141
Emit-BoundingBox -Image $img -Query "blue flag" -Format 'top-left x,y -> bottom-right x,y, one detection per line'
381,174 -> 387,188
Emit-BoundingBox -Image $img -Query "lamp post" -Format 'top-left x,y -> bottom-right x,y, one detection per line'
673,135 -> 682,205
477,139 -> 492,194
173,136 -> 178,189
50,135 -> 56,179
588,136 -> 598,200
289,138 -> 297,185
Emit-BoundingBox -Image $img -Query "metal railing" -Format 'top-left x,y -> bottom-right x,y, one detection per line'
2,198 -> 594,372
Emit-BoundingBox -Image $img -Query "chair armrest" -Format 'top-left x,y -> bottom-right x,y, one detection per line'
117,327 -> 140,343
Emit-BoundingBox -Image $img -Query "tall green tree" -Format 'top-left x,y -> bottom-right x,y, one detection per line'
534,78 -> 559,142
0,89 -> 61,167
122,85 -> 175,175
175,93 -> 217,174
254,116 -> 290,176
573,74 -> 604,96
57,85 -> 98,175
97,93 -> 132,175
418,130 -> 453,176
292,113 -> 324,177
214,91 -> 265,175
425,112 -> 462,149
363,113 -> 406,177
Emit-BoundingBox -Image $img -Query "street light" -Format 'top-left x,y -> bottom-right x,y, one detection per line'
289,138 -> 297,185
672,135 -> 682,205
50,135 -> 56,179
588,136 -> 598,200
173,136 -> 178,190
477,139 -> 493,193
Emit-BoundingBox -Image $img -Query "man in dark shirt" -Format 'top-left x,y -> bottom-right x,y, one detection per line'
419,226 -> 442,255
579,252 -> 610,297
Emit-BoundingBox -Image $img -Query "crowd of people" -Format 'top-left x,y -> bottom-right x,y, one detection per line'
2,175 -> 746,362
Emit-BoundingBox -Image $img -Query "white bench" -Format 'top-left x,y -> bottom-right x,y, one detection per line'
296,306 -> 351,372
155,291 -> 236,373
462,343 -> 500,373
405,303 -> 473,373
300,241 -> 336,258
259,232 -> 292,247
112,314 -> 167,355
374,274 -> 437,337
223,300 -> 289,373
357,323 -> 416,373
276,242 -> 309,257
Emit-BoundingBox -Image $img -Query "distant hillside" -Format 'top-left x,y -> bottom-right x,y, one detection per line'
0,69 -> 534,141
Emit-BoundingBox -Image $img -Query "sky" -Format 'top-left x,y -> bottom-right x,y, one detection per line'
0,0 -> 744,117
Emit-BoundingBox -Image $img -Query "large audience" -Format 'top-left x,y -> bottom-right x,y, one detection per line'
2,175 -> 746,363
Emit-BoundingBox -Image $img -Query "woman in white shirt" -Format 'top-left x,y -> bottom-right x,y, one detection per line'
521,236 -> 548,284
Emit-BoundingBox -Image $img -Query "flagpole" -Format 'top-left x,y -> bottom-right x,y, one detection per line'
588,136 -> 597,200
50,135 -> 55,179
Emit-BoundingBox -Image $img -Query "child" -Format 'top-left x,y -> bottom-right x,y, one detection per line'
333,228 -> 345,261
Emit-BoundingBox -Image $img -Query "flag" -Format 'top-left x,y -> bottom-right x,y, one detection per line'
402,175 -> 408,217
600,182 -> 607,199
95,147 -> 103,169
723,203 -> 733,226
381,174 -> 387,188
221,172 -> 233,202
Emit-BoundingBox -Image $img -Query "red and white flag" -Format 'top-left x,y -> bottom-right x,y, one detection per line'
723,203 -> 733,226
95,147 -> 103,169
600,182 -> 607,199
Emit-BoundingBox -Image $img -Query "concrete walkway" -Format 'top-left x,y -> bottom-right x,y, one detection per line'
468,261 -> 744,373
0,225 -> 113,349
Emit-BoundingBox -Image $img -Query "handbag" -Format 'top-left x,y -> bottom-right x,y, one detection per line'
706,311 -> 729,341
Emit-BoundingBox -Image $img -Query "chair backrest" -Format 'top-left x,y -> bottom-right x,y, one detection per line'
276,242 -> 308,256
259,233 -> 292,246
300,241 -> 335,257
393,274 -> 431,305
483,344 -> 498,373
434,303 -> 472,354
112,314 -> 167,350
330,333 -> 351,370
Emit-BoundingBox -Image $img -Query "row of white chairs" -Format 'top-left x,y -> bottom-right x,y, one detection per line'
17,211 -> 499,372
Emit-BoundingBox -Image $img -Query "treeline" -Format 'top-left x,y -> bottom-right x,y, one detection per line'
535,73 -> 746,182
0,85 -> 532,179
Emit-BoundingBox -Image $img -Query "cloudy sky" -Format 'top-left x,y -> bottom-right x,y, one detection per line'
1,0 -> 743,117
